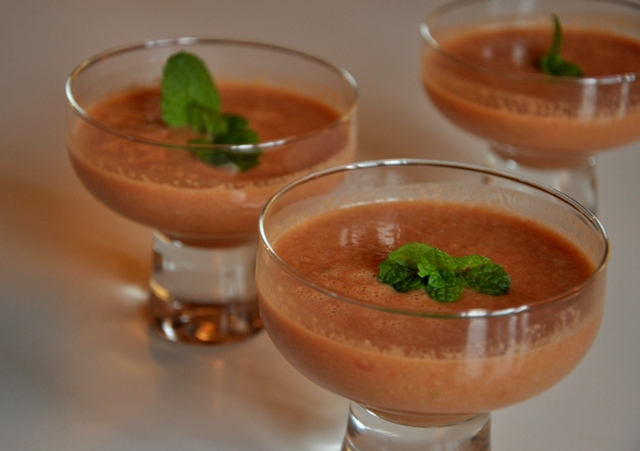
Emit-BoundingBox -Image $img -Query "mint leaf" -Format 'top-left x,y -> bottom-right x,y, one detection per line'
161,51 -> 261,171
378,243 -> 510,303
161,51 -> 221,128
539,15 -> 584,77
192,146 -> 262,172
460,262 -> 511,296
186,104 -> 226,136
424,270 -> 465,303
213,114 -> 259,145
378,243 -> 431,292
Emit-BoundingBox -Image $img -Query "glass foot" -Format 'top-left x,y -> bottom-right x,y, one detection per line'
148,231 -> 263,345
148,293 -> 262,344
342,403 -> 491,451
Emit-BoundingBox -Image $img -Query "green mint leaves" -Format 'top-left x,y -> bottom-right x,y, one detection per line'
378,243 -> 511,303
161,51 -> 260,171
539,15 -> 583,77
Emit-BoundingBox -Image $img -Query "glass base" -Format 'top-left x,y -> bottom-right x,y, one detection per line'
486,144 -> 598,213
342,403 -> 491,451
148,231 -> 263,345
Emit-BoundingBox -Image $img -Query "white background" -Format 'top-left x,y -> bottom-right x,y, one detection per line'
1,1 -> 639,450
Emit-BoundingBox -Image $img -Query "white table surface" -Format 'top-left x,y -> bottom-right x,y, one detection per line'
1,1 -> 639,450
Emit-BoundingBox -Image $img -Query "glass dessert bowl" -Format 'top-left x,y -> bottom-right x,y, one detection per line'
65,37 -> 357,345
257,160 -> 608,450
420,0 -> 640,212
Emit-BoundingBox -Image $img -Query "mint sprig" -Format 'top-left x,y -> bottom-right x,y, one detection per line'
539,15 -> 583,77
378,243 -> 510,303
161,51 -> 260,171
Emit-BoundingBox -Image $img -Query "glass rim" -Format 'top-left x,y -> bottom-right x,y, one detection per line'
65,36 -> 359,152
259,158 -> 610,320
420,0 -> 640,87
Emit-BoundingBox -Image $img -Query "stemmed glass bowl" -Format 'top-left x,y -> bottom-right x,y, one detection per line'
65,37 -> 357,345
257,159 -> 608,450
420,0 -> 640,212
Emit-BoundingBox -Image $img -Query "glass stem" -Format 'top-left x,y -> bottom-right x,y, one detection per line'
342,403 -> 491,451
486,144 -> 598,213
